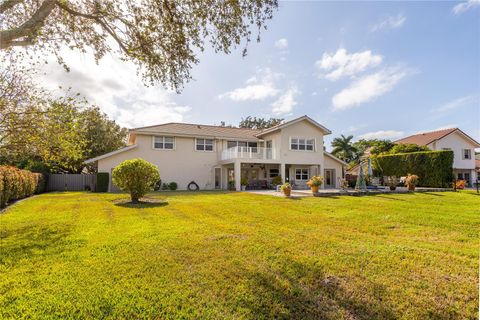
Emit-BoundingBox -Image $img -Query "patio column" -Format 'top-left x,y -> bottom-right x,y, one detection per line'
280,163 -> 286,183
234,161 -> 241,191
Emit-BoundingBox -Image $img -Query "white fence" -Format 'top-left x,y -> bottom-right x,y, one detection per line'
221,147 -> 277,161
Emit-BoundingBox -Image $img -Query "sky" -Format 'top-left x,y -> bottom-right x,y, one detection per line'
37,0 -> 480,150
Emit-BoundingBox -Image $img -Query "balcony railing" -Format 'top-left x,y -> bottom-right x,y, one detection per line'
220,146 -> 277,161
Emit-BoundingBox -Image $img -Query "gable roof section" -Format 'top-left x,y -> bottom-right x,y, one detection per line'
84,144 -> 138,164
324,151 -> 348,166
395,128 -> 480,147
255,115 -> 332,137
131,122 -> 260,140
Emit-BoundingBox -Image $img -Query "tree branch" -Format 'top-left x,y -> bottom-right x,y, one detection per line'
0,0 -> 23,14
0,0 -> 56,49
55,1 -> 129,54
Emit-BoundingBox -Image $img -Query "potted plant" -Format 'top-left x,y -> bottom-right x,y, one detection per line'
228,180 -> 235,190
386,176 -> 398,191
240,177 -> 248,191
306,175 -> 323,193
405,174 -> 419,191
280,182 -> 292,197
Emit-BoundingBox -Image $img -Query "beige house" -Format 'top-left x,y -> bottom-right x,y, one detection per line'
85,115 -> 347,191
395,128 -> 480,186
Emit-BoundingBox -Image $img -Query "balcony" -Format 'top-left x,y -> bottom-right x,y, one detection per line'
220,146 -> 277,161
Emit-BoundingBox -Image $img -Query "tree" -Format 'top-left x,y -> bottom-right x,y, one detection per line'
112,158 -> 160,203
80,106 -> 128,172
388,143 -> 429,154
0,62 -> 46,159
0,0 -> 278,91
331,135 -> 357,163
239,116 -> 283,129
352,139 -> 395,160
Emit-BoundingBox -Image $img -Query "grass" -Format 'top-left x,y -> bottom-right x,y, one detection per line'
0,191 -> 479,319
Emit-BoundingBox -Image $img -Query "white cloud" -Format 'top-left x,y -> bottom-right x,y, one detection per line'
434,95 -> 478,112
332,67 -> 409,111
359,130 -> 405,140
370,14 -> 407,32
271,88 -> 298,116
315,48 -> 383,81
275,38 -> 288,49
452,0 -> 480,15
36,49 -> 190,128
219,68 -> 282,101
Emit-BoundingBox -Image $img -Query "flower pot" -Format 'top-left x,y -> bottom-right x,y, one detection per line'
283,189 -> 291,197
389,186 -> 396,191
407,184 -> 415,191
241,185 -> 246,191
311,186 -> 319,193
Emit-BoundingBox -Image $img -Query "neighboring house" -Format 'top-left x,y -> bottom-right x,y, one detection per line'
85,115 -> 347,191
395,128 -> 480,186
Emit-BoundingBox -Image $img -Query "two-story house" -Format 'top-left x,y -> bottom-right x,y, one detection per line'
85,115 -> 347,191
395,128 -> 480,186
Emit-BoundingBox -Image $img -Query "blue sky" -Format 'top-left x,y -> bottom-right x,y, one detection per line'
40,1 -> 480,150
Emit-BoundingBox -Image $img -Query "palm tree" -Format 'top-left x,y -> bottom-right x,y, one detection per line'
331,135 -> 357,163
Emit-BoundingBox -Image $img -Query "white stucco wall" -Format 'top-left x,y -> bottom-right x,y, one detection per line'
324,155 -> 345,188
97,134 -> 224,191
429,131 -> 477,169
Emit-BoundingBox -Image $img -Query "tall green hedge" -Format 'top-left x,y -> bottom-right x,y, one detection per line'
372,150 -> 454,188
0,166 -> 45,208
96,172 -> 109,192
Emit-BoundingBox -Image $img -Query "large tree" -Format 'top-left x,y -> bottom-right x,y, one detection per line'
239,116 -> 283,130
0,0 -> 278,90
331,134 -> 357,163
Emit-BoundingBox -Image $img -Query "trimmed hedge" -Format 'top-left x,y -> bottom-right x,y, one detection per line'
372,150 -> 454,188
0,166 -> 45,208
96,172 -> 109,192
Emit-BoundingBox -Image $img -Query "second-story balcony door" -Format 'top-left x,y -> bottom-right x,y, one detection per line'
266,140 -> 273,159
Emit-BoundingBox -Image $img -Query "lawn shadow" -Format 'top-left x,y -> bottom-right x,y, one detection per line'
237,258 -> 397,320
113,199 -> 169,209
0,224 -> 79,266
416,192 -> 445,197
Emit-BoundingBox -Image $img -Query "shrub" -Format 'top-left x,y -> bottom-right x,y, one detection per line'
161,183 -> 169,190
373,150 -> 453,187
112,159 -> 160,203
96,172 -> 109,192
168,182 -> 178,191
0,166 -> 45,208
240,177 -> 249,186
271,176 -> 282,186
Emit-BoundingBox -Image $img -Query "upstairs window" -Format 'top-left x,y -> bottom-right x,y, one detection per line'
227,141 -> 257,151
196,138 -> 214,151
291,138 -> 315,151
154,136 -> 174,150
463,149 -> 472,160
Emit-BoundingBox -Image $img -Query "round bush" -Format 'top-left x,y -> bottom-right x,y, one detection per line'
112,159 -> 160,203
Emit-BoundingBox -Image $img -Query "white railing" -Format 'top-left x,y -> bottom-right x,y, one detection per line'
220,146 -> 277,161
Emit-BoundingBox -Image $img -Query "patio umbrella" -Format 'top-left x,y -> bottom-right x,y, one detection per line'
368,158 -> 373,176
355,164 -> 367,190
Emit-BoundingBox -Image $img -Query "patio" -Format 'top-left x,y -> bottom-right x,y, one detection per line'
246,186 -> 453,197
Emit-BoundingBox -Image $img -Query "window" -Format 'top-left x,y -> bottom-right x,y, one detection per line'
463,149 -> 471,160
227,141 -> 257,151
196,138 -> 214,151
295,168 -> 309,180
269,168 -> 279,178
154,136 -> 174,150
291,138 -> 315,151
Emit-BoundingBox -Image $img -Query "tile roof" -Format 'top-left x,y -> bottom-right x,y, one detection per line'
131,122 -> 261,140
394,128 -> 457,146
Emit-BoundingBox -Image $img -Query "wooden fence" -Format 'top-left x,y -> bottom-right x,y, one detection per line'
47,174 -> 97,192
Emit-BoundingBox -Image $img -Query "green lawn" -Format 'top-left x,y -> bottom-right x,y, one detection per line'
1,191 -> 479,319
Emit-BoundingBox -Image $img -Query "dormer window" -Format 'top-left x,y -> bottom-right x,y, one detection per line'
154,136 -> 174,150
196,138 -> 214,151
291,138 -> 315,151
